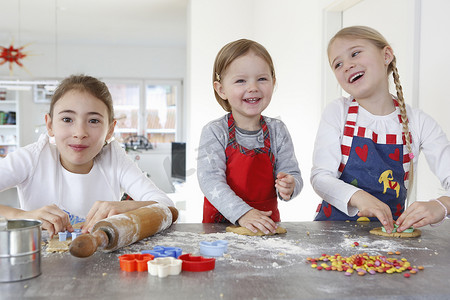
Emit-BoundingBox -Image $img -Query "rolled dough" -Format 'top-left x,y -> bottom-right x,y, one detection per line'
46,237 -> 72,253
369,227 -> 421,238
46,222 -> 84,253
226,225 -> 287,236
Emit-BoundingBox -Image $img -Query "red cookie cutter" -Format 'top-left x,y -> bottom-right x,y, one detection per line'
179,253 -> 215,272
118,253 -> 154,272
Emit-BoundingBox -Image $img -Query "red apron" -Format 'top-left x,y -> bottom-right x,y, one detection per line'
202,113 -> 279,223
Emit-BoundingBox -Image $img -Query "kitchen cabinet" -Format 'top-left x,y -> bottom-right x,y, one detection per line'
0,86 -> 20,158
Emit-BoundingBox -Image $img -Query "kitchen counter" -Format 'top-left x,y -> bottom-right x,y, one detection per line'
1,221 -> 449,299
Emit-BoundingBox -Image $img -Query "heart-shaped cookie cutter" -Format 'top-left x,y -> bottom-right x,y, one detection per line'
141,245 -> 182,258
179,253 -> 215,272
199,240 -> 228,257
147,257 -> 182,278
118,253 -> 154,272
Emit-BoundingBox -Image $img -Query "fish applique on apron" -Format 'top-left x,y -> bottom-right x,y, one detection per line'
203,113 -> 279,223
315,99 -> 412,221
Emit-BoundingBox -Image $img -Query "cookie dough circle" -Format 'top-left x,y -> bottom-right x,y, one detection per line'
226,225 -> 287,236
370,227 -> 421,238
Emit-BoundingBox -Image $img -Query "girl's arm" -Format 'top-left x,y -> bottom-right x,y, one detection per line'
349,190 -> 394,232
0,139 -> 74,236
0,204 -> 72,237
310,99 -> 362,216
397,108 -> 450,230
396,196 -> 449,231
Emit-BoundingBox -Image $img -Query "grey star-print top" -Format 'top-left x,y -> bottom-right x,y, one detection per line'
197,114 -> 303,224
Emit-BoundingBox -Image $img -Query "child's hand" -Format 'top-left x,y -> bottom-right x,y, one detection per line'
82,201 -> 125,233
349,190 -> 394,233
396,199 -> 447,231
238,209 -> 277,234
82,200 -> 157,233
21,204 -> 73,238
275,172 -> 295,200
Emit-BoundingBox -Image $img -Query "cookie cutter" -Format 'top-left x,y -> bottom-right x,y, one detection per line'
58,228 -> 82,241
147,257 -> 182,278
71,232 -> 81,240
179,253 -> 215,272
118,254 -> 154,272
381,224 -> 414,233
58,231 -> 68,241
142,246 -> 182,258
199,240 -> 228,257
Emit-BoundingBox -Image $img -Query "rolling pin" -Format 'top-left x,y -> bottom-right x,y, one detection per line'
69,203 -> 178,258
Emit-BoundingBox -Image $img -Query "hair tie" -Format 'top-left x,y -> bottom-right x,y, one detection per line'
215,73 -> 221,82
408,153 -> 414,160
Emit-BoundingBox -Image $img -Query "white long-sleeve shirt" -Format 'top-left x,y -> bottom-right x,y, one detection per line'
311,96 -> 450,217
0,134 -> 174,217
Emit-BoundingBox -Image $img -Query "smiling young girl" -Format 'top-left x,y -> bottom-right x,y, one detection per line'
312,26 -> 450,232
0,75 -> 174,236
197,39 -> 303,234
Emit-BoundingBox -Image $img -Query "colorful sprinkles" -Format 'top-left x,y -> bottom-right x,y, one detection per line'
306,252 -> 424,277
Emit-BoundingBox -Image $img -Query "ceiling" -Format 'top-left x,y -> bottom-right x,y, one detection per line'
0,0 -> 187,48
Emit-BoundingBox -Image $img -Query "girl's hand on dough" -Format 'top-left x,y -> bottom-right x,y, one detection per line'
20,204 -> 72,238
396,199 -> 447,231
349,190 -> 394,233
275,172 -> 295,200
238,209 -> 277,234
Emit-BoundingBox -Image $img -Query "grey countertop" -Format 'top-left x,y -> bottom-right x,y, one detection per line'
1,221 -> 449,299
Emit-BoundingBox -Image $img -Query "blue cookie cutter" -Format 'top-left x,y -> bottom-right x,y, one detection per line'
199,240 -> 228,257
142,246 -> 182,258
58,228 -> 82,241
58,231 -> 68,241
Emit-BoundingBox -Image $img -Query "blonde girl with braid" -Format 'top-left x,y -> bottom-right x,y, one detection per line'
311,26 -> 450,232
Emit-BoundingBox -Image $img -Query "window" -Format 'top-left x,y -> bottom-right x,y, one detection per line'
105,79 -> 183,146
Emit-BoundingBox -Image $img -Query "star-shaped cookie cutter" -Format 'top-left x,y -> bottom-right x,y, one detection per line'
179,253 -> 215,272
118,253 -> 154,272
199,240 -> 228,257
147,257 -> 183,278
141,245 -> 182,258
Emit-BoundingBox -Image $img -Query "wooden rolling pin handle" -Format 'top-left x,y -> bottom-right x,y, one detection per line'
69,229 -> 109,258
169,206 -> 178,223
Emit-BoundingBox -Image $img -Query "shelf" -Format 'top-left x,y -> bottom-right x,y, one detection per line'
0,83 -> 20,149
0,100 -> 17,104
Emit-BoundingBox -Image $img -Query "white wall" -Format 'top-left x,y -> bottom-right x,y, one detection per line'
416,0 -> 450,200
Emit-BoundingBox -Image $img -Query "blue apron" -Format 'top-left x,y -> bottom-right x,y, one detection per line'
315,99 -> 411,221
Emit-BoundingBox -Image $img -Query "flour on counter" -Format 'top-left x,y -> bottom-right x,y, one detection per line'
43,227 -> 434,269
